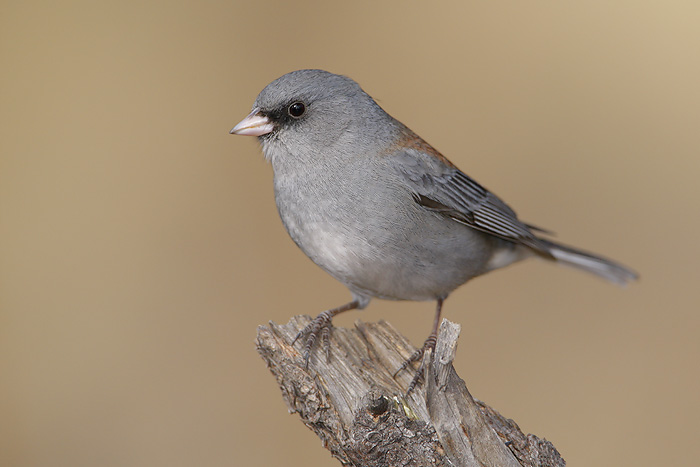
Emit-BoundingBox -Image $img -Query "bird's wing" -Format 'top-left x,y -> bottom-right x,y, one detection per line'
390,146 -> 553,256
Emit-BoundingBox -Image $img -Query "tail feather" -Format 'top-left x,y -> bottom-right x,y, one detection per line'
539,239 -> 638,286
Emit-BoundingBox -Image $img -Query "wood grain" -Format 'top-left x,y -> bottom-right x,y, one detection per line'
256,316 -> 565,466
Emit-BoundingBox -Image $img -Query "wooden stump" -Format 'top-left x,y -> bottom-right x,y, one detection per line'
256,316 -> 565,467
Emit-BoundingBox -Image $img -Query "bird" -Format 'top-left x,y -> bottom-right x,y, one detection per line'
230,69 -> 637,392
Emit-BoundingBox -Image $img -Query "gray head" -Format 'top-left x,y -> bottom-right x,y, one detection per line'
231,70 -> 398,162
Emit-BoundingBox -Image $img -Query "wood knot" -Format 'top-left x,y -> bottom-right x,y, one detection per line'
366,393 -> 390,416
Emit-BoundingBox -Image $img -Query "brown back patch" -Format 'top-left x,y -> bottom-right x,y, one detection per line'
391,124 -> 457,168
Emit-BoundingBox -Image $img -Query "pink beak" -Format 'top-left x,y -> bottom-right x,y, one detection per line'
229,109 -> 274,136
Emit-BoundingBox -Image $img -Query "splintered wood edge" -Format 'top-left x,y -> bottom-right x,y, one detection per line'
256,315 -> 431,423
256,315 -> 566,467
426,320 -> 522,467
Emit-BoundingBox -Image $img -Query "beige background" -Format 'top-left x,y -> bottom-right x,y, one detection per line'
2,1 -> 698,466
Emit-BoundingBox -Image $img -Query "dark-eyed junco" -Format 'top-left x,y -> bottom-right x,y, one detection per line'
231,69 -> 637,391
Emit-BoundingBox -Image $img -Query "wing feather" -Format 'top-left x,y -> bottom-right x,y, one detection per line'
392,148 -> 552,256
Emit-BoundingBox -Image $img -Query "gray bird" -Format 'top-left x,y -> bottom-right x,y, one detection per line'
231,69 -> 637,391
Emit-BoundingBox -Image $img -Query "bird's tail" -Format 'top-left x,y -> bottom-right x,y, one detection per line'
539,239 -> 638,286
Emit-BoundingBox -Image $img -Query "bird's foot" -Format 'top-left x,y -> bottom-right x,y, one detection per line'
291,300 -> 360,367
292,310 -> 336,367
394,333 -> 438,395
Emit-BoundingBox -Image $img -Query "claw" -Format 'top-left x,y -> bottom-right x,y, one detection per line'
393,348 -> 424,378
395,297 -> 445,394
321,325 -> 332,362
303,331 -> 318,367
294,314 -> 327,367
290,300 -> 360,367
394,334 -> 437,395
291,329 -> 303,346
406,367 -> 424,395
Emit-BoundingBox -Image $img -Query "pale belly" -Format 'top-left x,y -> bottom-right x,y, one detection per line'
276,188 -> 496,301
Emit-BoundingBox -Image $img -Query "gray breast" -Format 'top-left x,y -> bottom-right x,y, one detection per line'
271,152 -> 496,301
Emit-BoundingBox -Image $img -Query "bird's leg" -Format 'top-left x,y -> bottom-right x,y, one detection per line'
394,297 -> 444,394
292,300 -> 360,367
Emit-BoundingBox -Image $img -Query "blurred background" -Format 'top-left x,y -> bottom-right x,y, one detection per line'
2,1 -> 698,466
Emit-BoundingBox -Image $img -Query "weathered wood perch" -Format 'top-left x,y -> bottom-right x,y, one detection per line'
256,316 -> 565,467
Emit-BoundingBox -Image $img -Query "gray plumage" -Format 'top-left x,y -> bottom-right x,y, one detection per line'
231,69 -> 637,380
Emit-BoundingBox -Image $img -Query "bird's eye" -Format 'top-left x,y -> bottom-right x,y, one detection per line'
287,102 -> 306,118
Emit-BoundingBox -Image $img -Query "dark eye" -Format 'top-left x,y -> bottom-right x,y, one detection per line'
287,102 -> 306,118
